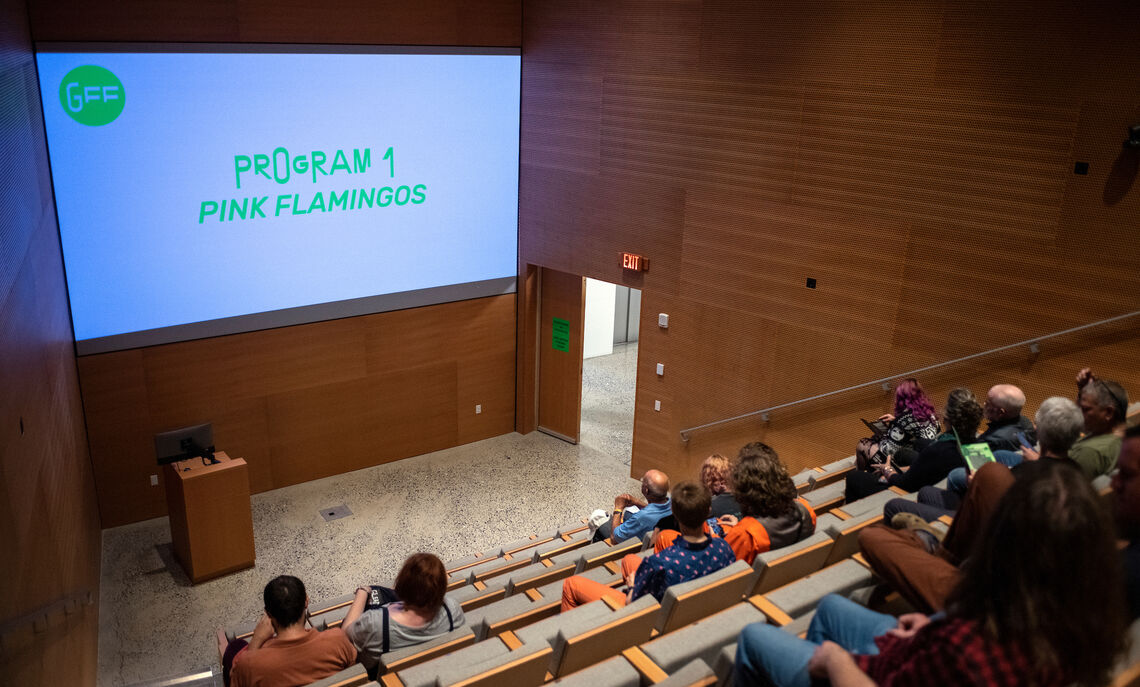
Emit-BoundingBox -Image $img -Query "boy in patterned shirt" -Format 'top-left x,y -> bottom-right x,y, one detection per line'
561,480 -> 736,610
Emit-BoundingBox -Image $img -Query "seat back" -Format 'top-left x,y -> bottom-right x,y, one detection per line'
304,664 -> 371,687
655,560 -> 756,634
378,626 -> 477,676
750,530 -> 834,595
820,510 -> 884,567
551,595 -> 660,677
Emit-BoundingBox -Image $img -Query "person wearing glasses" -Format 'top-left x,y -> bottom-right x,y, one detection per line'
1022,368 -> 1128,479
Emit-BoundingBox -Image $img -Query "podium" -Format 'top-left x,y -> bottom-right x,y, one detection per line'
163,451 -> 255,583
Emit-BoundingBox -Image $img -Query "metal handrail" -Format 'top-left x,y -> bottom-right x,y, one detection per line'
679,310 -> 1140,441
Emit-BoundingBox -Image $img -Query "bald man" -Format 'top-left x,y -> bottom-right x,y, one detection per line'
594,469 -> 672,543
977,384 -> 1036,452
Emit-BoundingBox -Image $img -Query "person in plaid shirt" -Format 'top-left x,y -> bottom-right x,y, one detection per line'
734,459 -> 1127,687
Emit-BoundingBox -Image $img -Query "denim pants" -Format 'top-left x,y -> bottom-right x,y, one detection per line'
733,594 -> 897,687
946,449 -> 1022,494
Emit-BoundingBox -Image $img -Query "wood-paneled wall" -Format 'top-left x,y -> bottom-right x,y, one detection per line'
29,0 -> 521,46
0,0 -> 101,683
519,0 -> 1140,480
80,294 -> 517,528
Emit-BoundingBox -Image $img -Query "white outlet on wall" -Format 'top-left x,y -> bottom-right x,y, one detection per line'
656,363 -> 664,376
654,400 -> 661,411
150,474 -> 158,486
475,404 -> 482,414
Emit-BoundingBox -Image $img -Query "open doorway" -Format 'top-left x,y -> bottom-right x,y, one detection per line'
581,278 -> 640,465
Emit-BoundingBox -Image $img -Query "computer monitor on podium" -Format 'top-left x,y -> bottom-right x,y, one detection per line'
154,423 -> 216,465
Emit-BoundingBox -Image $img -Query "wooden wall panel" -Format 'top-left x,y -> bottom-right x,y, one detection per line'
537,268 -> 584,441
0,0 -> 101,682
78,295 -> 516,527
29,0 -> 521,46
520,0 -> 1140,484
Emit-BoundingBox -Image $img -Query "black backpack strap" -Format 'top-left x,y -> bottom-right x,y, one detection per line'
443,602 -> 454,632
381,605 -> 390,654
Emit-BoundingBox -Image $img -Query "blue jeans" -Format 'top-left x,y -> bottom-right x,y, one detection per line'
947,450 -> 1022,495
733,595 -> 898,687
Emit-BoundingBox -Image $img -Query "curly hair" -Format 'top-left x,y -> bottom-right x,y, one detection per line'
731,442 -> 797,518
699,454 -> 733,496
943,388 -> 983,440
894,378 -> 938,423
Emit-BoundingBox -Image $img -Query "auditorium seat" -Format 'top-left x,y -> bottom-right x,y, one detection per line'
464,554 -> 533,584
444,549 -> 502,576
750,530 -> 835,595
653,658 -> 717,687
451,578 -> 508,611
549,654 -> 641,687
635,602 -> 766,675
547,595 -> 660,677
792,468 -> 819,494
513,599 -> 614,648
813,457 -> 856,487
836,487 -> 914,519
503,559 -> 578,596
463,593 -> 554,642
754,558 -> 876,621
530,563 -> 621,604
384,634 -> 550,687
500,528 -> 562,557
801,481 -> 846,514
655,560 -> 756,634
305,664 -> 371,687
376,625 -> 477,676
532,530 -> 593,560
710,643 -> 737,686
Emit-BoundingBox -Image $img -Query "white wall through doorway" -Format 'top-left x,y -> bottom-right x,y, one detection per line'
583,278 -> 617,359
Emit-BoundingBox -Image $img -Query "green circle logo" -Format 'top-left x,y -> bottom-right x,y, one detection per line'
59,65 -> 125,126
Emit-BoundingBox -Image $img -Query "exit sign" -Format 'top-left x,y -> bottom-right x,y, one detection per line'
622,252 -> 649,272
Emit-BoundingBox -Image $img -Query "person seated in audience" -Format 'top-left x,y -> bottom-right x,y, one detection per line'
859,458 -> 1014,614
717,442 -> 816,564
593,469 -> 671,543
702,453 -> 741,518
735,459 -> 1127,687
1058,367 -> 1128,479
341,553 -> 465,679
216,575 -> 356,687
845,388 -> 982,501
561,480 -> 735,611
882,395 -> 1084,525
651,453 -> 740,541
976,383 -> 1036,451
855,378 -> 940,470
1113,425 -> 1140,620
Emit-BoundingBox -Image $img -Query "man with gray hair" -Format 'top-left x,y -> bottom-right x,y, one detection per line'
1029,396 -> 1085,462
976,384 -> 1036,451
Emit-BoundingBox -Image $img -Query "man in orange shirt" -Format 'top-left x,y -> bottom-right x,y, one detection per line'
217,575 -> 356,687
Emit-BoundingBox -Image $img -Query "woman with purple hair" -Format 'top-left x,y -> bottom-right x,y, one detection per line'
856,378 -> 940,470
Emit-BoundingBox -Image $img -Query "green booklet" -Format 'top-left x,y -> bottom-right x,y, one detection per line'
954,428 -> 996,471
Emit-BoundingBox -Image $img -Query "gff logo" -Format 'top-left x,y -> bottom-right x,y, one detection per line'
59,65 -> 124,126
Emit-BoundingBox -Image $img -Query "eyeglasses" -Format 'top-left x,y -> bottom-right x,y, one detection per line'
1093,379 -> 1127,421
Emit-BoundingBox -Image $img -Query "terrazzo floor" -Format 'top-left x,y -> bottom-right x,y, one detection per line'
101,346 -> 639,687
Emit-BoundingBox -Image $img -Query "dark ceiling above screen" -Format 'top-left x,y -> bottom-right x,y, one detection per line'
35,44 -> 520,355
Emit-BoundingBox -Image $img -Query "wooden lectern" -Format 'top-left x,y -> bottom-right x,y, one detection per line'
163,451 -> 255,583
